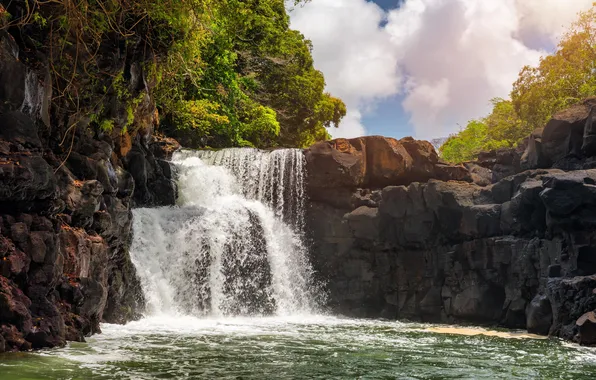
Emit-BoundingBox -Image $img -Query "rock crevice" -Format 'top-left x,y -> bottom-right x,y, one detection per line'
0,30 -> 178,352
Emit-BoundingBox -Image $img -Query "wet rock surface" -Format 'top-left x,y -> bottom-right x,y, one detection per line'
306,108 -> 596,346
0,31 -> 178,351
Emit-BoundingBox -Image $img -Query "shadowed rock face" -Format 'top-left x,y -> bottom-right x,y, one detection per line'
0,30 -> 179,352
520,97 -> 596,171
306,106 -> 596,346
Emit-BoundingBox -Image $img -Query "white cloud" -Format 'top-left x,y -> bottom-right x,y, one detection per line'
290,0 -> 594,140
290,0 -> 401,138
328,110 -> 366,138
515,0 -> 593,46
385,0 -> 593,140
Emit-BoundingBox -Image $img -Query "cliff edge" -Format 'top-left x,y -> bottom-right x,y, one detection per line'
305,104 -> 596,346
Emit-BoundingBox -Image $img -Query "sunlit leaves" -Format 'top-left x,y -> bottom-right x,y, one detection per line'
154,0 -> 346,148
511,5 -> 596,130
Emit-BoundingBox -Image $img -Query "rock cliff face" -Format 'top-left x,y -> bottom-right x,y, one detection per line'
0,30 -> 177,352
306,125 -> 596,346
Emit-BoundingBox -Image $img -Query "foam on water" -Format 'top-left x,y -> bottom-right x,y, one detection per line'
5,148 -> 596,379
4,316 -> 591,380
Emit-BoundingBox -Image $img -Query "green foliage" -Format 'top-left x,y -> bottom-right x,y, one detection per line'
483,98 -> 529,145
32,12 -> 47,27
153,0 -> 346,148
440,99 -> 524,163
511,6 -> 596,130
3,0 -> 343,148
441,120 -> 490,163
441,5 -> 596,163
100,119 -> 114,133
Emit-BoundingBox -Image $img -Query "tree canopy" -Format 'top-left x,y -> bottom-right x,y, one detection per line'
441,4 -> 596,163
2,0 -> 345,149
157,0 -> 346,148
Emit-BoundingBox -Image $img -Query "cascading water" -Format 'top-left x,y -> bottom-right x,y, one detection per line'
129,148 -> 320,317
20,70 -> 46,119
9,152 -> 596,380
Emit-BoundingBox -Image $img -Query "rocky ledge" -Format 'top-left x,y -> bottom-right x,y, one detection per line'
0,31 -> 179,352
305,104 -> 596,346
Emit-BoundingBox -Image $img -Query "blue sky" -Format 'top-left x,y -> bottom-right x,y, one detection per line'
370,0 -> 401,12
290,0 -> 593,141
362,1 -> 409,138
361,95 -> 413,138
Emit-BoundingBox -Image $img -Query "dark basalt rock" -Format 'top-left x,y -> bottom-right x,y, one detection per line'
0,111 -> 43,150
0,30 -> 179,351
577,311 -> 596,345
521,128 -> 548,170
306,101 -> 596,345
526,294 -> 553,335
0,32 -> 26,113
123,138 -> 177,207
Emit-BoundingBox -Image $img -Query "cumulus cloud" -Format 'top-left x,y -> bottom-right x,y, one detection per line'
290,0 -> 594,140
386,0 -> 594,139
515,0 -> 593,47
290,0 -> 401,138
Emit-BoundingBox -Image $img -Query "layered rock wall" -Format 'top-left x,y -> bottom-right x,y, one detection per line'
0,30 -> 177,351
306,128 -> 596,346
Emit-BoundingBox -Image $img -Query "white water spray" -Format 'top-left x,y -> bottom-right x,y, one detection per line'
20,70 -> 43,118
130,148 -> 319,317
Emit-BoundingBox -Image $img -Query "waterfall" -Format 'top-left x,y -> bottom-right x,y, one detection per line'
130,148 -> 320,317
20,70 -> 44,118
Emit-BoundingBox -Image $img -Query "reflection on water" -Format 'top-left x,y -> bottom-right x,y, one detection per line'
1,316 -> 596,380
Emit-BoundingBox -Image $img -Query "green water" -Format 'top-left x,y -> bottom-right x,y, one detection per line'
1,316 -> 595,379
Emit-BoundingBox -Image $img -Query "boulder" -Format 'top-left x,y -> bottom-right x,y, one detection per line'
576,311 -> 596,345
305,136 -> 471,191
434,163 -> 472,182
151,134 -> 181,160
526,294 -> 553,335
477,147 -> 524,182
305,137 -> 365,189
0,154 -> 57,203
521,128 -> 548,170
464,163 -> 493,186
542,98 -> 596,164
28,231 -> 48,264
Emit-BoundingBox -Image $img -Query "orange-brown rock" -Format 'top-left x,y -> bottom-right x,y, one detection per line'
305,135 -> 470,190
577,311 -> 596,346
118,131 -> 133,158
151,133 -> 181,160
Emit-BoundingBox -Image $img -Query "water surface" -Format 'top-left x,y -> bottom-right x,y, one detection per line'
2,316 -> 595,379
